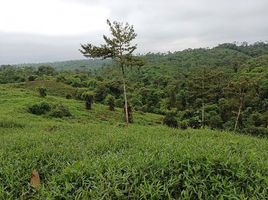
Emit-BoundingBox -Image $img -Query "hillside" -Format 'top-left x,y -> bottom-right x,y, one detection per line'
1,42 -> 268,135
1,84 -> 268,199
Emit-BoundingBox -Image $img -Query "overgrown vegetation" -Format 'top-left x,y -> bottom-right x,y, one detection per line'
28,101 -> 71,118
1,87 -> 268,198
2,42 -> 268,135
1,40 -> 268,198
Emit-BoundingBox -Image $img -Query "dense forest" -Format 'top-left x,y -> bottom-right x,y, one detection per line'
1,42 -> 268,135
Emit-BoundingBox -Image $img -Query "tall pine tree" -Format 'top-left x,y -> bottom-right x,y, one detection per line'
80,20 -> 143,126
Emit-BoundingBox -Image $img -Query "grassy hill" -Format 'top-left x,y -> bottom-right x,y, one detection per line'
1,83 -> 268,199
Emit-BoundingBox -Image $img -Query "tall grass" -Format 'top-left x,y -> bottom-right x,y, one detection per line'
0,85 -> 268,199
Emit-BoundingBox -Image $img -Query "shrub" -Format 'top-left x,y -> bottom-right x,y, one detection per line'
28,102 -> 51,115
244,126 -> 268,136
82,91 -> 95,110
74,88 -> 89,100
49,104 -> 72,118
66,94 -> 72,99
179,120 -> 189,129
70,78 -> 82,87
163,112 -> 178,128
38,87 -> 47,97
188,116 -> 201,129
105,94 -> 115,111
207,111 -> 223,129
94,83 -> 109,102
28,75 -> 38,81
37,65 -> 56,76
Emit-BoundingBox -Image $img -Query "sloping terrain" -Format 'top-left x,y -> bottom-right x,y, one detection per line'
0,85 -> 268,199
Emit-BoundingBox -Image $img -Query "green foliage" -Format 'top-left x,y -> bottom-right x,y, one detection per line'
37,86 -> 47,97
28,101 -> 71,118
163,112 -> 178,128
49,104 -> 72,118
37,65 -> 56,76
1,115 -> 268,199
1,81 -> 268,198
105,94 -> 115,111
243,126 -> 268,136
179,120 -> 189,129
0,65 -> 33,83
82,91 -> 95,110
80,19 -> 145,125
2,41 -> 268,135
80,20 -> 137,62
207,111 -> 223,129
94,82 -> 109,102
74,88 -> 89,100
28,75 -> 38,81
28,101 -> 51,115
65,94 -> 72,99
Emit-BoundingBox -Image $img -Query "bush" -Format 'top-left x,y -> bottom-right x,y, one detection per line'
244,126 -> 268,136
163,112 -> 178,128
105,94 -> 115,111
179,120 -> 189,129
28,102 -> 51,115
28,75 -> 38,81
37,65 -> 56,76
188,116 -> 201,129
82,91 -> 95,110
74,88 -> 89,100
49,104 -> 72,118
38,87 -> 47,97
207,111 -> 223,129
28,102 -> 71,118
66,94 -> 72,99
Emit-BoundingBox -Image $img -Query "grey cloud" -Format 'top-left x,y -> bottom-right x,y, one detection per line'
0,32 -> 102,64
1,0 -> 268,64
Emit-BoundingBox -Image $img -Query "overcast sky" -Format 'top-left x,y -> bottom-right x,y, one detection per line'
0,0 -> 267,64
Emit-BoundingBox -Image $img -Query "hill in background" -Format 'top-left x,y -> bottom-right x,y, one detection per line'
1,41 -> 268,135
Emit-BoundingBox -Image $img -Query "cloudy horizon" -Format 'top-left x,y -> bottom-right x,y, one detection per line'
0,0 -> 267,65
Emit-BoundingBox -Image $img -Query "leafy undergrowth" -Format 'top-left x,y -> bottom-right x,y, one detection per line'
1,86 -> 268,199
12,80 -> 77,98
1,124 -> 268,199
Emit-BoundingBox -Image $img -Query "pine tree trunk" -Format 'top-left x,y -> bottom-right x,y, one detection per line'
122,76 -> 129,126
234,98 -> 243,131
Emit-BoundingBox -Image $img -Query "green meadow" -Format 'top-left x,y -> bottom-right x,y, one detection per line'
1,84 -> 268,199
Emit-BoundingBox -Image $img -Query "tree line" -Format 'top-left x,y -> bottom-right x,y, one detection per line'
1,20 -> 268,135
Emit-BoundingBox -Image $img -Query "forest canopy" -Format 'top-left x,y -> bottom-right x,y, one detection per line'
2,41 -> 268,135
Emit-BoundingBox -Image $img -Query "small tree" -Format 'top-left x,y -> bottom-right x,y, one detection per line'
225,77 -> 256,131
82,92 -> 94,110
80,19 -> 144,126
105,94 -> 115,111
37,65 -> 56,76
38,87 -> 47,97
163,112 -> 178,128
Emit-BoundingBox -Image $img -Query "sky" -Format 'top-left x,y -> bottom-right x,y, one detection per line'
0,0 -> 267,64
